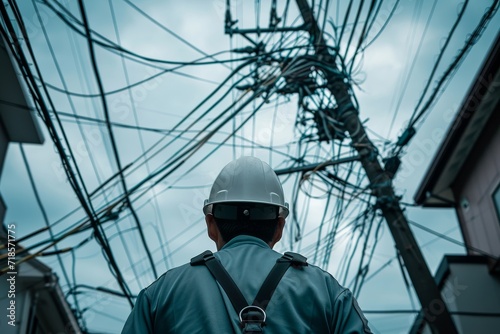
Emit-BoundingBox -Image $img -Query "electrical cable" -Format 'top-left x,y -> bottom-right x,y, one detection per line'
118,55 -> 290,200
77,0 -> 158,279
346,0 -> 377,75
1,2 -> 134,305
406,0 -> 499,131
33,0 -> 144,290
336,0 -> 355,49
409,0 -> 469,125
408,219 -> 499,260
122,0 -> 232,70
107,0 -> 172,271
362,0 -> 400,49
39,0 -> 253,67
385,0 -> 435,139
19,143 -> 83,318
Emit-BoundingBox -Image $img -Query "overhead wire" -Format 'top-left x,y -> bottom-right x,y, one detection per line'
352,216 -> 383,298
57,37 -> 300,244
19,143 -> 84,326
394,0 -> 499,156
122,0 -> 233,70
338,203 -> 371,285
0,203 -> 84,250
31,0 -> 146,289
56,109 -> 298,158
39,0 -> 251,68
362,0 -> 400,49
0,218 -> 91,274
102,19 -> 356,204
0,207 -> 119,263
77,0 -> 158,280
107,0 -> 172,272
346,0 -> 378,74
335,0 -> 355,49
1,3 -> 90,223
70,78 -> 279,245
87,61 -> 257,199
350,210 -> 379,297
40,61 -> 228,98
408,0 -> 470,126
105,43 -> 305,204
408,0 -> 499,129
300,192 -> 373,270
1,1 -> 134,305
128,80 -> 284,207
385,0 -> 434,139
408,219 -> 499,260
342,0 -> 366,61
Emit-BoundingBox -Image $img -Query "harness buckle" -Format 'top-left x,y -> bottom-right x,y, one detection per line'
239,305 -> 266,333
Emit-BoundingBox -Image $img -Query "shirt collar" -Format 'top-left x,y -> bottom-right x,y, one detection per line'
221,235 -> 271,250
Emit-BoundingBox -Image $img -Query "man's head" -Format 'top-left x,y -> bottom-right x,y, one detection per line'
203,156 -> 288,250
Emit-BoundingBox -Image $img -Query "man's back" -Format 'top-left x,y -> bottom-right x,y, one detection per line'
122,235 -> 371,333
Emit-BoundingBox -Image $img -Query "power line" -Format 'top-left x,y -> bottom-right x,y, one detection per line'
77,0 -> 158,280
1,2 -> 135,305
408,0 -> 470,126
107,0 -> 172,272
408,219 -> 499,260
19,144 -> 85,327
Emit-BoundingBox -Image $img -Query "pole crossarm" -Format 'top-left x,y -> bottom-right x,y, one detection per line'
294,1 -> 458,333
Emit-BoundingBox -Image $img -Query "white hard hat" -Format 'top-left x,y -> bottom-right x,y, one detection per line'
203,156 -> 289,218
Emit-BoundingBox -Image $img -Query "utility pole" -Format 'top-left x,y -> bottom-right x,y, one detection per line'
294,1 -> 458,333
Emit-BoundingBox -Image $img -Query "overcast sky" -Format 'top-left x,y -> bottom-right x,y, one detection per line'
2,1 -> 499,333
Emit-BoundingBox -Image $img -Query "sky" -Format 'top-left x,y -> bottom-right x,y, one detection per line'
1,1 -> 499,333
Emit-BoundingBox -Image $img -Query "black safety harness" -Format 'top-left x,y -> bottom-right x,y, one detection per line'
191,250 -> 308,333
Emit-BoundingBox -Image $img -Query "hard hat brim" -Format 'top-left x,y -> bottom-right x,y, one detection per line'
203,200 -> 289,218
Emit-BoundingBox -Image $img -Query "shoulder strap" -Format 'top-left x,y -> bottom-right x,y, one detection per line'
191,250 -> 248,313
253,252 -> 307,309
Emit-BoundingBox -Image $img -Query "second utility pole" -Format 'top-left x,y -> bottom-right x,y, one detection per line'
295,1 -> 458,333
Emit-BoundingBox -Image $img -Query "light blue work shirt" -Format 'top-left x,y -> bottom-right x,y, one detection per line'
122,235 -> 372,333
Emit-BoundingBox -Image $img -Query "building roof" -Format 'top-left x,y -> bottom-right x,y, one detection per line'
0,227 -> 81,333
0,35 -> 44,144
414,32 -> 500,206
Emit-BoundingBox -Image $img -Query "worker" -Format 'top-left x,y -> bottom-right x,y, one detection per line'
122,156 -> 372,333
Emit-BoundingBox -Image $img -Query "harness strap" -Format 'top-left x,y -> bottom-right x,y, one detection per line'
190,250 -> 308,316
191,250 -> 248,313
253,252 -> 307,309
